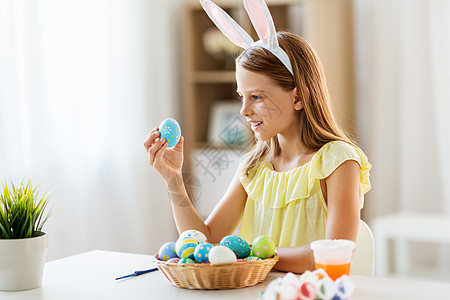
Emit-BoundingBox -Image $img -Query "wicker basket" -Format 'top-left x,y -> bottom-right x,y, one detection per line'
153,252 -> 279,290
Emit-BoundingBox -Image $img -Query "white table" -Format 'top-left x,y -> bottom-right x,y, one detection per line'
1,250 -> 450,299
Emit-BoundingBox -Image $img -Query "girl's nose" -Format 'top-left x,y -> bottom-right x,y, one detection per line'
240,100 -> 253,117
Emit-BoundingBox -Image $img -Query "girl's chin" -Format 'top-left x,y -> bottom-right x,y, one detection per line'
254,133 -> 273,142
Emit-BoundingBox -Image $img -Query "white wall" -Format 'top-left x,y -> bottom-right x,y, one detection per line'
0,0 -> 184,261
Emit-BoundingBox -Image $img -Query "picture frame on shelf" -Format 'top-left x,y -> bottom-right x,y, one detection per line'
208,101 -> 253,148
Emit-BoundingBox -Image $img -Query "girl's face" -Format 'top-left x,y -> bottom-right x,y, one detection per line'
236,65 -> 302,141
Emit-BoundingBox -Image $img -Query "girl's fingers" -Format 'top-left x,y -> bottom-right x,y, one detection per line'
144,128 -> 160,150
153,139 -> 169,168
148,137 -> 166,166
173,135 -> 184,150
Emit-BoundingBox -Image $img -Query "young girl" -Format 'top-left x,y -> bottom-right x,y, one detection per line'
144,12 -> 371,275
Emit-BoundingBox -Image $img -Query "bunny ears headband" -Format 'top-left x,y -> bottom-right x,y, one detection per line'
200,0 -> 294,75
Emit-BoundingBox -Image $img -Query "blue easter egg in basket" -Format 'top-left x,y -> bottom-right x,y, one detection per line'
158,241 -> 177,261
194,242 -> 213,263
220,235 -> 251,259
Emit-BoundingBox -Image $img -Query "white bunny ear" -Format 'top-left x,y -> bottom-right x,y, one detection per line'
200,0 -> 254,49
244,0 -> 278,49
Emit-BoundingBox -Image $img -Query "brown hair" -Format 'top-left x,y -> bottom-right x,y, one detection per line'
237,32 -> 354,177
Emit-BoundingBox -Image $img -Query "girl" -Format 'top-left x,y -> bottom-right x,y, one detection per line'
144,32 -> 371,274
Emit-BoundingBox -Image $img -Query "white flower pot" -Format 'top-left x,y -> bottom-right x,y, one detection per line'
0,231 -> 48,291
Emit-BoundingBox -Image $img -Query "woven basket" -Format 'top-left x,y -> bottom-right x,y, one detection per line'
153,252 -> 279,290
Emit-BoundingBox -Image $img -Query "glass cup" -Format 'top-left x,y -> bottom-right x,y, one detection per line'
310,239 -> 356,281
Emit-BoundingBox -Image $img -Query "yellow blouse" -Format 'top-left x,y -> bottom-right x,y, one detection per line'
238,141 -> 371,247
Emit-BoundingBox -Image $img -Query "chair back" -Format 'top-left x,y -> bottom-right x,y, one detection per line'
351,219 -> 375,276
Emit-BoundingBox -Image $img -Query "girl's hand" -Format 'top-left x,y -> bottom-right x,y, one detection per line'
144,127 -> 184,182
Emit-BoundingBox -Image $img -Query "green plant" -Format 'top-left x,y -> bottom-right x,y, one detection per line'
0,180 -> 52,239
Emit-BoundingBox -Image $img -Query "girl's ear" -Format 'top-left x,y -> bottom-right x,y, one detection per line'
292,87 -> 304,111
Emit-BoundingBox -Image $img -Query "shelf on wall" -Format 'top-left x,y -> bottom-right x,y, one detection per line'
192,71 -> 237,83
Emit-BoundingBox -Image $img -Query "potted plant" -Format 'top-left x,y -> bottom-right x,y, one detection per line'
0,180 -> 53,291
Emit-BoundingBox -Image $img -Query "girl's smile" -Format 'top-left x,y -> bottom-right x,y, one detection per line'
248,120 -> 263,131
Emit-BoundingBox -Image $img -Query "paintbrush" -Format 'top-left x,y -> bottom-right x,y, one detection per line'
115,267 -> 158,280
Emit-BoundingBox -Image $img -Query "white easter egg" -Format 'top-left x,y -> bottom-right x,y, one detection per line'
208,245 -> 237,265
158,118 -> 181,147
179,229 -> 207,244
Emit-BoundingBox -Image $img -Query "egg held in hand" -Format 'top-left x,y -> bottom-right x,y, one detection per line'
158,118 -> 181,147
252,235 -> 276,259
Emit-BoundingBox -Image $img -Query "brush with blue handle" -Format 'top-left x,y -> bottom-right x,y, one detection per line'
115,267 -> 158,280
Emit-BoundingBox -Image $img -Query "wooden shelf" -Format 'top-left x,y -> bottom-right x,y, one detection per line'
192,71 -> 236,83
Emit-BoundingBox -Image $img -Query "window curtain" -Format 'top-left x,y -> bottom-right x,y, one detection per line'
0,0 -> 180,260
354,0 -> 450,218
354,0 -> 450,275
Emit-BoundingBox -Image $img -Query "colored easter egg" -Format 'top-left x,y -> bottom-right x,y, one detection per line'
208,245 -> 237,265
298,282 -> 317,300
175,237 -> 198,259
220,235 -> 251,259
335,275 -> 355,298
158,241 -> 177,261
158,118 -> 181,147
166,257 -> 180,264
244,256 -> 262,262
316,276 -> 336,299
252,235 -> 276,259
177,257 -> 196,265
178,229 -> 207,244
194,242 -> 213,263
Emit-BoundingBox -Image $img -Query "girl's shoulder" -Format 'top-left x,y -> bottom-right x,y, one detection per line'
243,140 -> 370,182
317,140 -> 368,161
309,140 -> 371,175
239,140 -> 371,207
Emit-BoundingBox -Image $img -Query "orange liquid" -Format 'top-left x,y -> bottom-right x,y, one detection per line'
315,262 -> 351,281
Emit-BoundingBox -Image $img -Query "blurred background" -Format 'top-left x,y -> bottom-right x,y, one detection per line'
0,0 -> 449,283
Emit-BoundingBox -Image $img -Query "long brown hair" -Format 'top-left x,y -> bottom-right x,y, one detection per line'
237,32 -> 354,177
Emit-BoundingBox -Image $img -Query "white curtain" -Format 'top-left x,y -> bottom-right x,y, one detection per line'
0,0 -> 181,260
355,0 -> 450,276
354,0 -> 450,218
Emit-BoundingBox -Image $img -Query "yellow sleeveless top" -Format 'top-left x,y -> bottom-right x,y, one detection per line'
238,141 -> 371,247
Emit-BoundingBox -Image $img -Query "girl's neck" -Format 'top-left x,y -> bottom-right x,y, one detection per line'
273,134 -> 315,171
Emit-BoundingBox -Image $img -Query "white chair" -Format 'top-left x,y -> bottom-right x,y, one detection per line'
351,219 -> 375,276
372,212 -> 450,277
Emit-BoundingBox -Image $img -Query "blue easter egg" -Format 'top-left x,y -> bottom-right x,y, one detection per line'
158,118 -> 181,147
335,275 -> 355,298
220,235 -> 251,259
194,242 -> 213,263
158,241 -> 177,261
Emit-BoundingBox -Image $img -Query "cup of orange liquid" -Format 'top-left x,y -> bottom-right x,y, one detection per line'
310,239 -> 356,281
